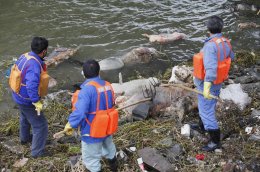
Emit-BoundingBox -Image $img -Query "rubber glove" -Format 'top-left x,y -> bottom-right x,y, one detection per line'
32,101 -> 43,115
203,82 -> 212,99
64,122 -> 74,136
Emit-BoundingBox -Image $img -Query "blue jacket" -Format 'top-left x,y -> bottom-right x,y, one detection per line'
195,33 -> 235,86
12,52 -> 44,105
68,77 -> 114,144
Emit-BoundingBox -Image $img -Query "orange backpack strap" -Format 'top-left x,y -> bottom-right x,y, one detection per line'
210,38 -> 221,61
24,53 -> 43,71
104,81 -> 115,104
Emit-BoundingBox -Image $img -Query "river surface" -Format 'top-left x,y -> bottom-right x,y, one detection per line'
0,0 -> 259,113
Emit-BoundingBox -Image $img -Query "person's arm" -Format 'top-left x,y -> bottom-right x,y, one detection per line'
68,86 -> 91,128
25,60 -> 41,103
203,42 -> 218,82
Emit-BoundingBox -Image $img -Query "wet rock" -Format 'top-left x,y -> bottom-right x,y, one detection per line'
222,162 -> 235,172
68,155 -> 81,166
247,158 -> 260,172
158,138 -> 173,147
241,82 -> 260,93
132,102 -> 151,121
166,144 -> 183,161
234,75 -> 256,84
138,147 -> 174,172
68,156 -> 85,172
248,134 -> 260,142
0,140 -> 24,155
1,168 -> 11,172
251,109 -> 260,118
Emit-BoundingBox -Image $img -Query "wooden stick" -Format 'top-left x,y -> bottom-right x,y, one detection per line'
160,83 -> 220,100
117,97 -> 152,110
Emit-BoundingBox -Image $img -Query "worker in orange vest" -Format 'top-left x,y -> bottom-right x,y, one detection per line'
192,16 -> 235,152
63,60 -> 118,172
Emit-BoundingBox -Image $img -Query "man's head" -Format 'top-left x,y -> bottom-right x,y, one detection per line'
83,59 -> 100,78
207,16 -> 223,34
31,37 -> 48,58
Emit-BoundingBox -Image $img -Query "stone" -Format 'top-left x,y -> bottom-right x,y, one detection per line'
13,158 -> 29,168
234,75 -> 255,84
158,138 -> 173,147
241,82 -> 260,93
251,109 -> 260,118
138,147 -> 174,172
248,134 -> 260,142
166,144 -> 183,161
1,140 -> 24,155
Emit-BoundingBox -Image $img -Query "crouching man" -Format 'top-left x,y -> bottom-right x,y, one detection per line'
64,60 -> 118,172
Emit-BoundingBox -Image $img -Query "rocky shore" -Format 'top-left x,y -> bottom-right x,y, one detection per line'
0,51 -> 259,172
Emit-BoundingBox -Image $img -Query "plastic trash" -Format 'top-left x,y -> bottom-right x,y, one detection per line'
181,124 -> 191,137
195,154 -> 205,160
137,158 -> 148,172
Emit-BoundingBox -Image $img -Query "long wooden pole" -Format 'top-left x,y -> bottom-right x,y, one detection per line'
160,83 -> 220,100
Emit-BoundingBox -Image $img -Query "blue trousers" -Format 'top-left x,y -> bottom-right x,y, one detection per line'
82,136 -> 116,172
194,79 -> 221,130
18,104 -> 48,157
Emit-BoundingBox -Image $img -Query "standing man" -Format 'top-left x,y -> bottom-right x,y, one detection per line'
193,16 -> 235,151
10,37 -> 49,158
63,60 -> 118,172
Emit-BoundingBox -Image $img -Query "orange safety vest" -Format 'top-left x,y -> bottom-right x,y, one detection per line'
9,53 -> 50,97
71,90 -> 80,111
193,37 -> 232,84
84,81 -> 118,138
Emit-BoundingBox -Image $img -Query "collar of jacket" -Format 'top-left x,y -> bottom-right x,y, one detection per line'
81,76 -> 101,89
204,33 -> 223,43
28,51 -> 44,66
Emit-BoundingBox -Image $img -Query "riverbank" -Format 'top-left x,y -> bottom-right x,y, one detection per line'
0,51 -> 259,172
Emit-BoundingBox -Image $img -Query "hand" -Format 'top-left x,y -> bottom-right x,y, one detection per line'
64,122 -> 74,136
32,101 -> 43,115
203,82 -> 212,99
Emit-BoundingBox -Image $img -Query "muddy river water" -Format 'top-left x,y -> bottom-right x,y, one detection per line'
0,0 -> 259,112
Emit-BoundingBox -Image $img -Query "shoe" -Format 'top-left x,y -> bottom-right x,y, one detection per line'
32,150 -> 53,158
108,156 -> 118,172
201,129 -> 221,152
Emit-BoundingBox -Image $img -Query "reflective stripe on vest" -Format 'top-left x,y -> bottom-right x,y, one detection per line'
85,81 -> 114,123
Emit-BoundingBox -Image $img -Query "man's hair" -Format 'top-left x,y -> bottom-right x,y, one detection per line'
31,37 -> 48,54
83,59 -> 100,78
207,16 -> 223,34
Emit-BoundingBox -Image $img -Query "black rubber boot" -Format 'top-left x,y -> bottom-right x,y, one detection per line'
201,129 -> 221,152
190,118 -> 205,134
108,156 -> 118,172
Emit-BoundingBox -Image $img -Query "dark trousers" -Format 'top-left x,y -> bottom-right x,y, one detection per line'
18,104 -> 48,157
